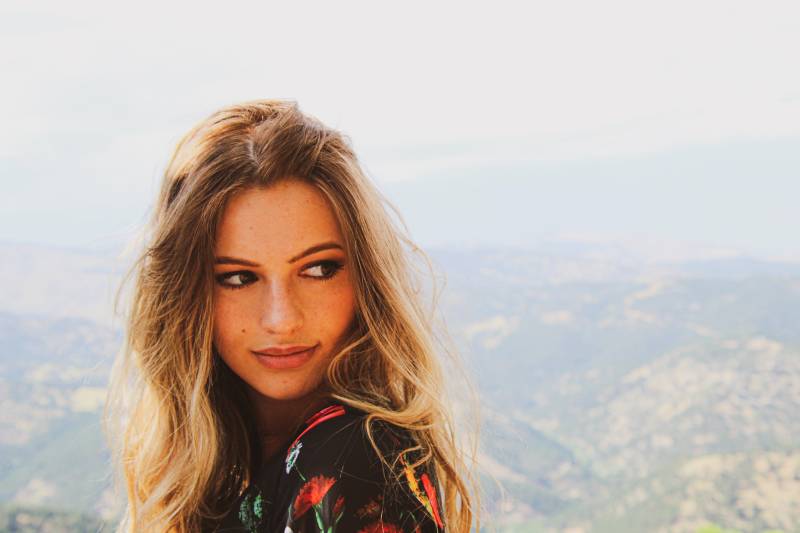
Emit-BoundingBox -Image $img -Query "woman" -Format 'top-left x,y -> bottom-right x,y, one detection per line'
104,99 -> 482,532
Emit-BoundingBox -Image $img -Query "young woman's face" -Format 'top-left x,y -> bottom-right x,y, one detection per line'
212,179 -> 357,402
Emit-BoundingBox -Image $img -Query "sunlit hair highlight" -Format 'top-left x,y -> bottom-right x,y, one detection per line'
104,99 -> 483,532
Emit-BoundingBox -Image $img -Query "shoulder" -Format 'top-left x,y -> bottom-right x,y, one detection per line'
283,404 -> 445,532
287,404 -> 413,482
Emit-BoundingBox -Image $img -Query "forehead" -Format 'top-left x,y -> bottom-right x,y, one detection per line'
215,180 -> 344,257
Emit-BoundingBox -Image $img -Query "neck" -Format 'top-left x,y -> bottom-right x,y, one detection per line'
245,386 -> 333,443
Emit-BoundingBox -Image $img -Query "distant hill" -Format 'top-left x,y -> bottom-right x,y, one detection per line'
1,240 -> 798,532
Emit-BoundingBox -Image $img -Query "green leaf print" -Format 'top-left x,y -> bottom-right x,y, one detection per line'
238,487 -> 265,533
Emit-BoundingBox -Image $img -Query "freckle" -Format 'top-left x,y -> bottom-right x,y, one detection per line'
241,328 -> 246,333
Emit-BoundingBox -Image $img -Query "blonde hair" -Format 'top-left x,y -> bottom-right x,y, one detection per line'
104,99 -> 483,532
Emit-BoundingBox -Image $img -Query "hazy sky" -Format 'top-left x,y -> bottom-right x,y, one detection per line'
2,1 -> 798,260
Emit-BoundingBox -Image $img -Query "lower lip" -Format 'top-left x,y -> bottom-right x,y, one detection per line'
252,345 -> 318,370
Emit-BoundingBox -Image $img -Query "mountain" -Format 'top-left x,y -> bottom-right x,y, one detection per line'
1,240 -> 798,532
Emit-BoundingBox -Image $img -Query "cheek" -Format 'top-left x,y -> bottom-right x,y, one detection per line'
212,294 -> 249,348
320,284 -> 356,334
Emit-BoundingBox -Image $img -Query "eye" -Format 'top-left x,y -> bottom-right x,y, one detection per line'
302,260 -> 344,281
215,270 -> 257,290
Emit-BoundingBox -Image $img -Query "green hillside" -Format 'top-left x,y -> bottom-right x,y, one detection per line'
2,244 -> 799,532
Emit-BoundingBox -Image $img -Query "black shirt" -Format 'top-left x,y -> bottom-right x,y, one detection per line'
209,402 -> 445,532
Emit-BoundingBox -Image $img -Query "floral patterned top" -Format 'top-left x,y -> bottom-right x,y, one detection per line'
207,402 -> 445,533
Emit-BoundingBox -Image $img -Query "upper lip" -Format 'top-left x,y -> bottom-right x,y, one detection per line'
252,344 -> 317,356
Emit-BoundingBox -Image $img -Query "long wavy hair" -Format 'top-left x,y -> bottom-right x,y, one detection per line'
103,99 -> 483,532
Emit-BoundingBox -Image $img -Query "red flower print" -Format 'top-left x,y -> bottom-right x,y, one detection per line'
400,452 -> 444,528
357,522 -> 404,533
420,472 -> 444,528
333,494 -> 345,516
293,475 -> 337,519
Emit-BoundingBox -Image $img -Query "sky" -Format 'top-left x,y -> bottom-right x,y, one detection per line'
1,0 -> 798,260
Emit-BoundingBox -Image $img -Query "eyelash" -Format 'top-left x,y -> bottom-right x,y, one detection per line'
214,260 -> 345,290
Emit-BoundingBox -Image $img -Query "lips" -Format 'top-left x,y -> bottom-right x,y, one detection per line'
253,343 -> 318,357
251,344 -> 318,370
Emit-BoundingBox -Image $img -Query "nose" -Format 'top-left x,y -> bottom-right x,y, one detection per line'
259,279 -> 303,336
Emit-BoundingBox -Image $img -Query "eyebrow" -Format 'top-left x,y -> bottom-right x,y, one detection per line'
215,241 -> 344,267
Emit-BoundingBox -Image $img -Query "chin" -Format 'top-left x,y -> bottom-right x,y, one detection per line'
258,390 -> 309,402
251,379 -> 323,402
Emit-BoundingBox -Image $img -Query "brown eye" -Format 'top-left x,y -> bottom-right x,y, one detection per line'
303,260 -> 344,280
215,271 -> 257,289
